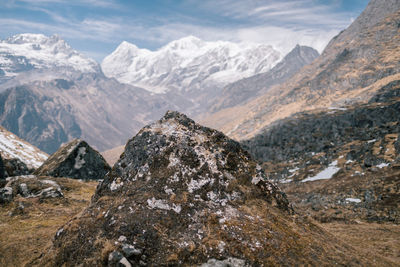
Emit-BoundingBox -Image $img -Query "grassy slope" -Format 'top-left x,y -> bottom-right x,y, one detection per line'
0,178 -> 97,267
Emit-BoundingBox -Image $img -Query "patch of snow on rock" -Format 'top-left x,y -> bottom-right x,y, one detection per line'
74,147 -> 86,169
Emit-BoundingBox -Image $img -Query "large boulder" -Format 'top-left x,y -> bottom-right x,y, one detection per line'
40,111 -> 363,266
34,139 -> 111,180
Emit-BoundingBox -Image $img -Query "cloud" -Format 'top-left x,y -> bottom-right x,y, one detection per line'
0,0 -> 362,61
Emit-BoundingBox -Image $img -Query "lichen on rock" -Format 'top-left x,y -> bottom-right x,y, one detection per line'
40,111 -> 364,266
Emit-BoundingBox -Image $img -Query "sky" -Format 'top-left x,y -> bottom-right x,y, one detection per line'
0,0 -> 369,62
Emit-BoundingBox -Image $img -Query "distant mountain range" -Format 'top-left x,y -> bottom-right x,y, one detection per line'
102,36 -> 282,95
0,33 -> 315,154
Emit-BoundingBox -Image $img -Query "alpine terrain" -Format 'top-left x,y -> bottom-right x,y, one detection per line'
36,111 -> 368,266
202,0 -> 400,140
1,0 -> 400,266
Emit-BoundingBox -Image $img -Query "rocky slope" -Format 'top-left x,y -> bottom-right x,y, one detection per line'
202,0 -> 400,140
38,111 -> 368,266
242,79 -> 400,223
0,125 -> 48,169
34,139 -> 110,180
209,45 -> 319,113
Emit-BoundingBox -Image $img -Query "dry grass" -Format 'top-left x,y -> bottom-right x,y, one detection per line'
321,222 -> 400,265
0,178 -> 97,267
0,177 -> 399,266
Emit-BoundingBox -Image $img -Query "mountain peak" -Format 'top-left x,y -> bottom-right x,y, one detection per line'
0,33 -> 99,78
164,35 -> 204,50
101,37 -> 282,95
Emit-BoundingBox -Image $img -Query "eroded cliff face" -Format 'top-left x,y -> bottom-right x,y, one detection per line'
38,111 -> 365,266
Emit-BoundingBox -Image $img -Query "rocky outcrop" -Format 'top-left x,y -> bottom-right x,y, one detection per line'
3,158 -> 31,178
0,175 -> 63,204
34,139 -> 111,180
243,79 -> 400,174
40,111 -> 364,266
242,80 -> 400,223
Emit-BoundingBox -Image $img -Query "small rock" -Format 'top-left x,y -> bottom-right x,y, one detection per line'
119,257 -> 132,267
122,243 -> 142,257
19,183 -> 29,197
0,186 -> 13,203
108,251 -> 123,266
39,187 -> 63,199
10,202 -> 25,216
118,235 -> 127,242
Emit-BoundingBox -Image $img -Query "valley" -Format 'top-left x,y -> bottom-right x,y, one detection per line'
0,0 -> 400,266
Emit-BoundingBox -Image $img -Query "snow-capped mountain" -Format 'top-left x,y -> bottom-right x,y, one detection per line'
0,34 -> 189,154
101,36 -> 282,94
0,125 -> 48,169
0,33 -> 99,83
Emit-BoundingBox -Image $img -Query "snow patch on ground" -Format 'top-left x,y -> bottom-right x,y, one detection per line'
376,162 -> 389,168
345,198 -> 361,203
302,160 -> 340,182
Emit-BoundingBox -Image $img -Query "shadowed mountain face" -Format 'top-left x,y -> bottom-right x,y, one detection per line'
202,0 -> 400,140
0,72 -> 190,154
209,45 -> 319,113
242,79 -> 400,223
39,111 -> 365,266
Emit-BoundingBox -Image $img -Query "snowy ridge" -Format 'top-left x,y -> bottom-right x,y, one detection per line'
0,33 -> 99,78
102,36 -> 282,94
0,126 -> 48,168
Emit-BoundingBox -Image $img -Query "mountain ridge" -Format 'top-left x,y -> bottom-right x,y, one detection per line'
0,33 -> 99,84
101,36 -> 283,95
202,0 -> 400,141
209,45 -> 319,113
